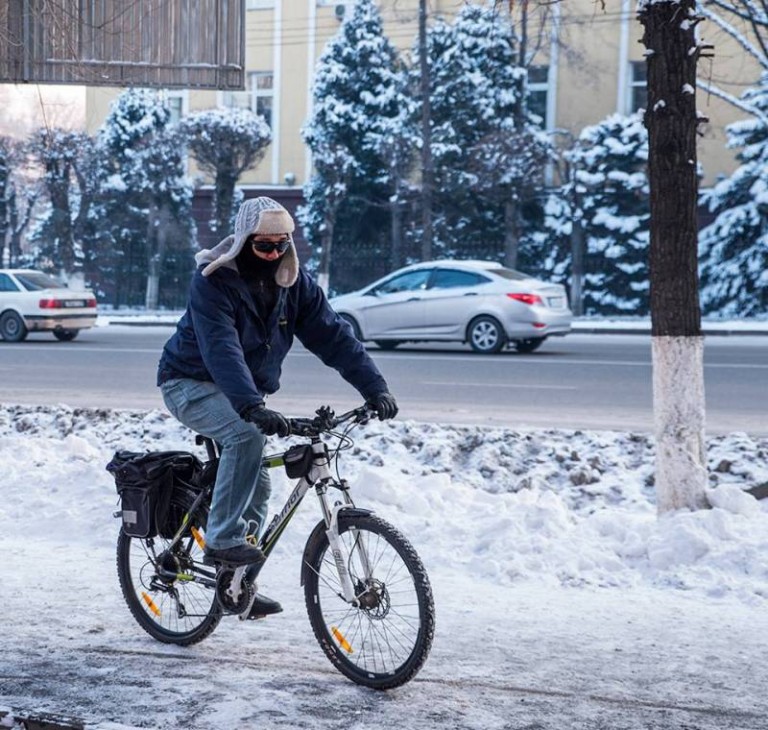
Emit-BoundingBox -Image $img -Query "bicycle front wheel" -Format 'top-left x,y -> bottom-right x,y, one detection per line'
302,514 -> 435,689
116,525 -> 221,646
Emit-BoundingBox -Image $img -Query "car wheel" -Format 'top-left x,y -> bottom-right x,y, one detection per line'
340,313 -> 363,341
513,337 -> 546,354
375,340 -> 401,350
0,311 -> 28,343
467,316 -> 506,354
53,329 -> 79,342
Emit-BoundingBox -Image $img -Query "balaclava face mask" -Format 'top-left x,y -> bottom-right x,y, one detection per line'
235,244 -> 283,281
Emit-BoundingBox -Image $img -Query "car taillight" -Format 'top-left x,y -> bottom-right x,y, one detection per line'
86,298 -> 97,308
39,298 -> 62,309
506,293 -> 543,306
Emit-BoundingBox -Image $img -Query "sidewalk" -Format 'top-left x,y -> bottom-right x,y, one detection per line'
97,311 -> 768,335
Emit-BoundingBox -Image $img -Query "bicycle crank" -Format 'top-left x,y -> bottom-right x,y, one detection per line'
215,565 -> 254,614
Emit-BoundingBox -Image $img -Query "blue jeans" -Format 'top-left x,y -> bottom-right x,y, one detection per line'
160,378 -> 271,550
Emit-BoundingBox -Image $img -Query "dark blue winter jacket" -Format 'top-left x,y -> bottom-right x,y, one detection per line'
157,266 -> 388,415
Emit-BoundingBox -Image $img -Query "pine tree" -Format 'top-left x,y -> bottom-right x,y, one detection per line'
568,114 -> 650,316
181,108 -> 271,235
300,0 -> 403,292
411,5 -> 543,262
699,73 -> 768,318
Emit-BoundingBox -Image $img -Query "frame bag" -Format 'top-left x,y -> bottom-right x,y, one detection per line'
107,451 -> 202,538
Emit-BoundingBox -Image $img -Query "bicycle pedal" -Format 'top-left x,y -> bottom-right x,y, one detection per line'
239,612 -> 268,621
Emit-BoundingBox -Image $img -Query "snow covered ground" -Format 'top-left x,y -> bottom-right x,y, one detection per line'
1,404 -> 768,729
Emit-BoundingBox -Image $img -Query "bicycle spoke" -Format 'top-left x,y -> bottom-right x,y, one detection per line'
313,528 -> 425,676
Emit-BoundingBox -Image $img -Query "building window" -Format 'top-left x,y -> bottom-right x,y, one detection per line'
221,72 -> 274,127
246,0 -> 275,8
528,65 -> 549,128
629,61 -> 648,114
165,90 -> 187,124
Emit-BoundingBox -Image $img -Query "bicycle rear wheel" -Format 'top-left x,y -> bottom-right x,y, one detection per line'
116,511 -> 221,646
302,514 -> 435,689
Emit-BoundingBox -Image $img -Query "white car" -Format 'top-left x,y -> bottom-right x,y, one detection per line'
330,260 -> 572,354
0,269 -> 98,342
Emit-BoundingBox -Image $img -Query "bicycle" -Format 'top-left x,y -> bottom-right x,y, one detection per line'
115,404 -> 435,690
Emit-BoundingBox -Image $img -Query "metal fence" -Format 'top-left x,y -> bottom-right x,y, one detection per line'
1,0 -> 245,89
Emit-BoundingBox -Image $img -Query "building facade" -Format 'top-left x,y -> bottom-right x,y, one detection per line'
83,0 -> 760,191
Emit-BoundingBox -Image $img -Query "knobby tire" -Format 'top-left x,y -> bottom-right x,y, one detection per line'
302,514 -> 435,690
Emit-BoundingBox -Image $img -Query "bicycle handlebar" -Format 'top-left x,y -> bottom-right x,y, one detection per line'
287,404 -> 376,438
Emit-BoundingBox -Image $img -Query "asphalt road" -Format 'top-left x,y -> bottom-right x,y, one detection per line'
1,325 -> 766,434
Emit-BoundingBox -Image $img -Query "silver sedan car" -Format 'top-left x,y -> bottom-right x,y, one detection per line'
330,260 -> 572,354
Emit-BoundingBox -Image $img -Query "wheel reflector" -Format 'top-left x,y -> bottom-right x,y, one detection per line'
191,526 -> 206,550
141,592 -> 161,617
332,626 -> 354,654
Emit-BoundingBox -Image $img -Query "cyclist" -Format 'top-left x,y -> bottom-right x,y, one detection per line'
157,196 -> 398,617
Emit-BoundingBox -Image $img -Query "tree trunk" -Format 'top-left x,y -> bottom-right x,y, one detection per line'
503,199 -> 519,269
419,0 -> 434,261
317,219 -> 334,293
640,0 -> 708,513
391,191 -> 403,272
9,185 -> 35,268
570,214 -> 585,317
145,204 -> 168,310
214,173 -> 237,236
0,158 -> 8,268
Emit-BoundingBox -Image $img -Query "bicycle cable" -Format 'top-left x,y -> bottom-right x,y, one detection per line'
330,420 -> 358,483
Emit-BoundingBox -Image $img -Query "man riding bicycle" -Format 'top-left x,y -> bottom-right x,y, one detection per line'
157,197 -> 398,617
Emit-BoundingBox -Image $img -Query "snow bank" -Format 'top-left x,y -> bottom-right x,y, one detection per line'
2,404 -> 767,605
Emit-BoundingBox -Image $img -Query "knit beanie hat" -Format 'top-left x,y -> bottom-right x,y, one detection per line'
194,197 -> 299,287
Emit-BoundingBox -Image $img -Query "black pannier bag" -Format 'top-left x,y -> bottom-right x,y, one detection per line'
107,451 -> 203,538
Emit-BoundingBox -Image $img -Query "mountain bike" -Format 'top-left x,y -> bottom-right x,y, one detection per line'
114,405 -> 435,690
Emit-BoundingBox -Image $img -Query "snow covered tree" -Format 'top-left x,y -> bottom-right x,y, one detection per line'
567,114 -> 650,316
699,73 -> 768,317
301,0 -> 403,292
699,0 -> 767,111
0,137 -> 11,265
412,4 -> 545,263
468,128 -> 551,269
26,128 -> 97,281
639,0 -> 709,513
181,108 -> 271,235
0,137 -> 33,267
99,89 -> 195,308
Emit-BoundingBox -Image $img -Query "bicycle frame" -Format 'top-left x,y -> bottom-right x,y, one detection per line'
165,436 -> 370,606
257,438 -> 365,605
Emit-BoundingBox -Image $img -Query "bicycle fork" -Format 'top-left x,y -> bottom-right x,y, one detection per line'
317,489 -> 374,608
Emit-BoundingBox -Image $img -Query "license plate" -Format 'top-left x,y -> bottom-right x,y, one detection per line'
62,300 -> 84,308
547,296 -> 564,308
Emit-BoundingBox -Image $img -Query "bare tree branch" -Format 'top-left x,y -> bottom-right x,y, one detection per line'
697,78 -> 768,123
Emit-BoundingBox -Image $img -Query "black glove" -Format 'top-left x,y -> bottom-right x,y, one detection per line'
243,403 -> 291,437
368,392 -> 398,421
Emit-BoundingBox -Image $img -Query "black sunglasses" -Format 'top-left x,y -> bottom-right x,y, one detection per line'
249,236 -> 290,254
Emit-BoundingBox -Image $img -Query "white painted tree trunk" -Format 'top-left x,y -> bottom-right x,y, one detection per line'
317,272 -> 330,293
652,336 -> 709,513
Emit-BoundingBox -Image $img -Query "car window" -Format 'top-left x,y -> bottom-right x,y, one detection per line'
374,270 -> 431,295
489,268 -> 529,281
430,270 -> 490,289
0,273 -> 20,292
14,272 -> 66,291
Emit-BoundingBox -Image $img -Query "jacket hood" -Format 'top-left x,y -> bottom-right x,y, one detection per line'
195,197 -> 299,287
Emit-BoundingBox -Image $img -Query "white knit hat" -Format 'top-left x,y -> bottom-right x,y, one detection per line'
195,197 -> 299,286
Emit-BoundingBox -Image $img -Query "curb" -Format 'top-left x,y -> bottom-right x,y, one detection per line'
571,327 -> 768,336
101,320 -> 768,336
